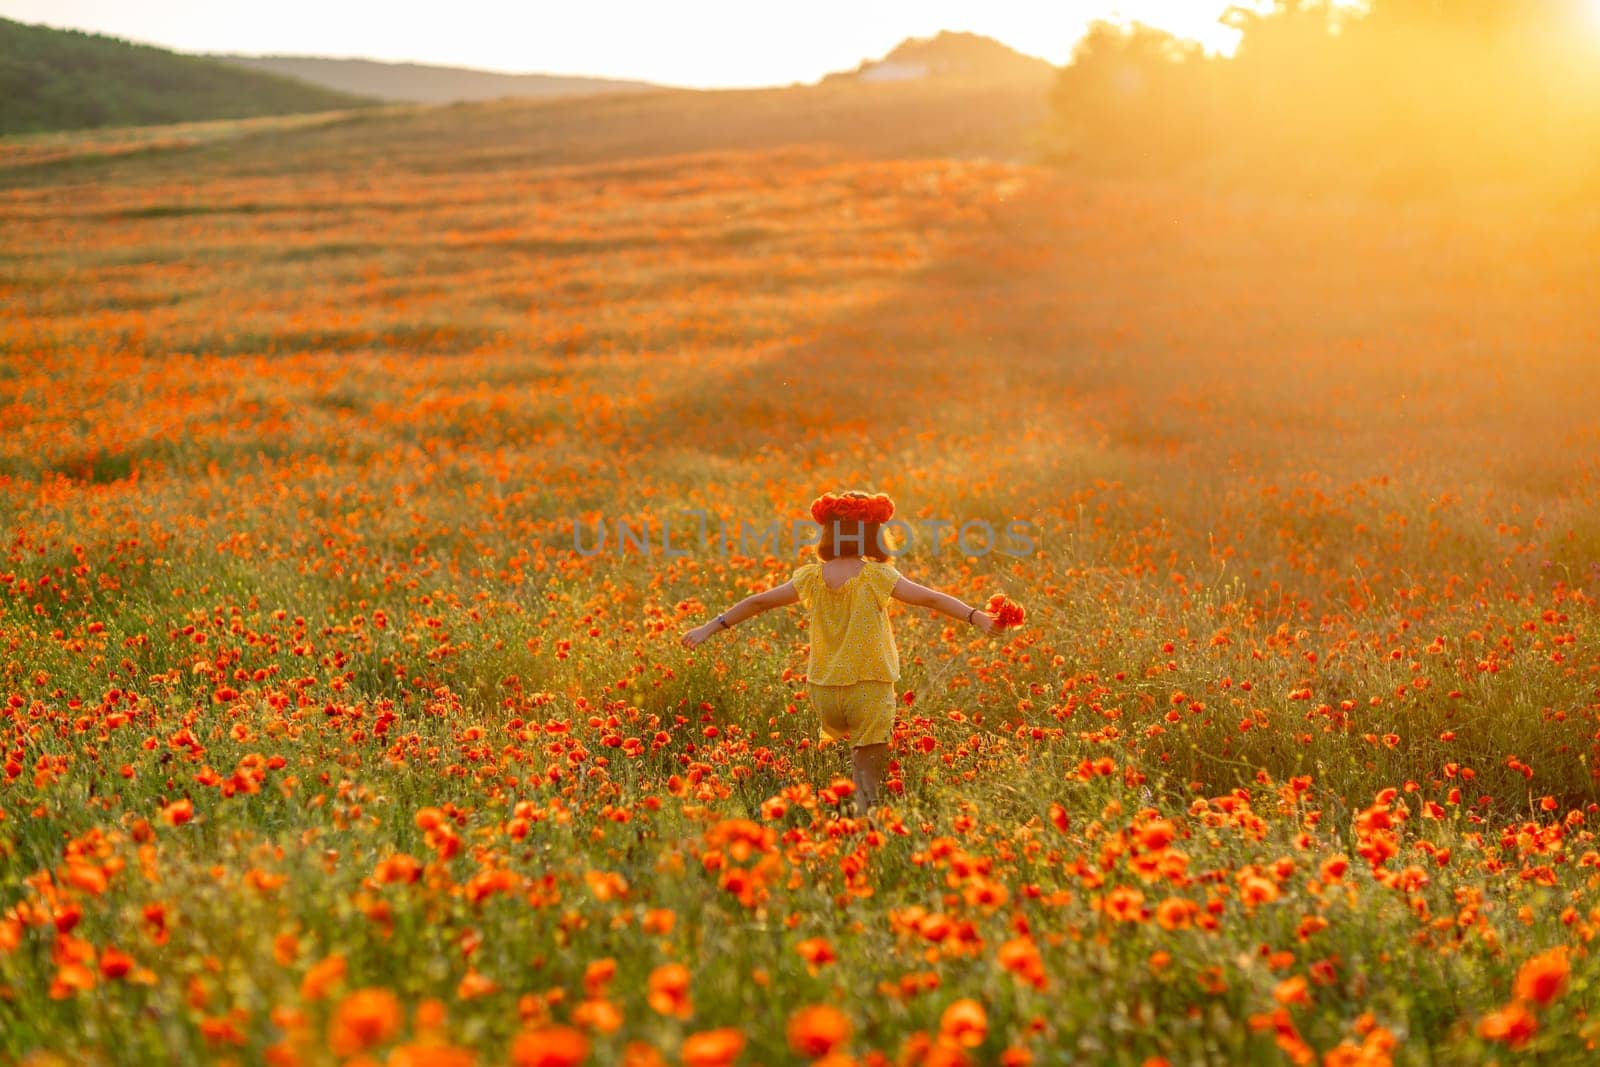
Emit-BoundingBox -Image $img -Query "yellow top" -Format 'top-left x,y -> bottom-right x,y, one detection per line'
790,559 -> 902,685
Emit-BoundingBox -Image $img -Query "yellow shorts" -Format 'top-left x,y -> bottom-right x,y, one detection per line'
808,680 -> 895,748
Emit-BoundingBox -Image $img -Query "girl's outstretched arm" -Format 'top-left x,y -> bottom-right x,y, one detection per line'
680,581 -> 799,649
891,577 -> 1003,635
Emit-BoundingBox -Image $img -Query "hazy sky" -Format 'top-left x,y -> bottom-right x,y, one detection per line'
0,1 -> 1260,88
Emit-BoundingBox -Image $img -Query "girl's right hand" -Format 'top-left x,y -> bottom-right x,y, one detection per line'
973,612 -> 1003,635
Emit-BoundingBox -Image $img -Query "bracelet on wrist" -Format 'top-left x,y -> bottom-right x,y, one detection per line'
716,615 -> 731,630
966,606 -> 977,624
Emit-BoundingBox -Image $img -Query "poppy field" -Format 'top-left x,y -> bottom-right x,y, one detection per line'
2,101 -> 1600,1065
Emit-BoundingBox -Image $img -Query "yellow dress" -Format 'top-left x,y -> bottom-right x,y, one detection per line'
790,559 -> 901,747
790,559 -> 902,685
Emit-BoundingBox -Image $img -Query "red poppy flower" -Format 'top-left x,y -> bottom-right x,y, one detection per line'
985,594 -> 1026,629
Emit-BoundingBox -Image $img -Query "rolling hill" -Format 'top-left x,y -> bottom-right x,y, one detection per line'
825,30 -> 1057,85
0,27 -> 1059,180
0,17 -> 375,136
0,71 -> 1055,189
211,55 -> 662,104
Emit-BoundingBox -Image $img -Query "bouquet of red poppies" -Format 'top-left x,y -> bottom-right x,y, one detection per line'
986,593 -> 1026,629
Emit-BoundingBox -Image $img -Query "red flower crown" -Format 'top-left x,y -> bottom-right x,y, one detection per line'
810,492 -> 895,526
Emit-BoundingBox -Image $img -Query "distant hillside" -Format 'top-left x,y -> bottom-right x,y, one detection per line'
213,55 -> 661,104
1,73 -> 1055,191
826,31 -> 1057,84
0,18 -> 375,136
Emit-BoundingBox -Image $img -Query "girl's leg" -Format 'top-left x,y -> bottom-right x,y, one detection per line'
851,743 -> 889,816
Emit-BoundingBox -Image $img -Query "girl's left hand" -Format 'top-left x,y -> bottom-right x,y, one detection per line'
680,625 -> 711,649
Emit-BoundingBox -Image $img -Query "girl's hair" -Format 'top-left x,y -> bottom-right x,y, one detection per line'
812,490 -> 894,561
818,519 -> 891,561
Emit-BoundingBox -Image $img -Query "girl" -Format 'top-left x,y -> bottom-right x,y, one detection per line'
680,490 -> 1003,816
